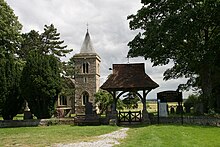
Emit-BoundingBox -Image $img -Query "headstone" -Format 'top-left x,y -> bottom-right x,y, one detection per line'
85,102 -> 93,115
159,103 -> 168,117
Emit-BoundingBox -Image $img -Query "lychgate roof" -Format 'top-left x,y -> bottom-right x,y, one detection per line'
101,63 -> 159,91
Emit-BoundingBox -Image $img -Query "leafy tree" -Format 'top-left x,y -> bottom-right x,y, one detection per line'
41,24 -> 73,57
19,24 -> 72,59
18,30 -> 42,59
184,94 -> 200,113
94,90 -> 124,114
0,0 -> 22,57
21,51 -> 61,119
61,57 -> 75,78
122,92 -> 139,110
1,55 -> 24,120
0,0 -> 24,119
128,0 -> 220,112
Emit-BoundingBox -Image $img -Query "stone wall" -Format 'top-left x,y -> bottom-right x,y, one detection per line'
151,116 -> 220,127
0,118 -> 74,128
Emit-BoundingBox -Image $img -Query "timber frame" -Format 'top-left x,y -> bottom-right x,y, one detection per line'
101,63 -> 159,124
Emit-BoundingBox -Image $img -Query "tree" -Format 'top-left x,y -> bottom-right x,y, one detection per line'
128,0 -> 220,112
0,0 -> 22,57
0,0 -> 24,119
21,51 -> 61,119
1,55 -> 24,120
94,90 -> 124,114
18,30 -> 42,59
122,92 -> 139,110
41,24 -> 73,57
19,24 -> 73,59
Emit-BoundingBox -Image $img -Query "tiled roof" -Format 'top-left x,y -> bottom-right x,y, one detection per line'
101,63 -> 159,91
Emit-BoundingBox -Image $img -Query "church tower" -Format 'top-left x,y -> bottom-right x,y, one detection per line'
73,30 -> 101,114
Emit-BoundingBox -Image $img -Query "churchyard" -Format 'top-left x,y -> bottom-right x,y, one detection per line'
0,125 -> 219,146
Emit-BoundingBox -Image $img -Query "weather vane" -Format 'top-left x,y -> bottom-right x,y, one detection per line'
86,23 -> 89,32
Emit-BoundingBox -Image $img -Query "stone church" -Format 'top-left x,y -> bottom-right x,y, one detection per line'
56,30 -> 101,115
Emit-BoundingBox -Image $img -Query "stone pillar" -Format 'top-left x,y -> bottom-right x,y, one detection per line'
142,110 -> 151,124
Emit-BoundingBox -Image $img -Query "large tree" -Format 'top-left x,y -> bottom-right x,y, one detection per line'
41,24 -> 73,57
0,0 -> 24,119
128,0 -> 220,112
18,24 -> 72,59
21,51 -> 61,119
1,55 -> 24,120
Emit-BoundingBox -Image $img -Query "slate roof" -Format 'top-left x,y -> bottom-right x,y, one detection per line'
101,63 -> 159,91
80,31 -> 96,54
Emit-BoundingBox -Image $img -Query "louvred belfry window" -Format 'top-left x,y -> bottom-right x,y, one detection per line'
83,62 -> 89,73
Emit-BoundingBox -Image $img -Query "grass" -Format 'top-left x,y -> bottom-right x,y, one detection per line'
117,125 -> 220,147
0,124 -> 219,146
0,125 -> 120,147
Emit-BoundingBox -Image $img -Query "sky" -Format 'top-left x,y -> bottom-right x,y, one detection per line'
6,0 -> 193,99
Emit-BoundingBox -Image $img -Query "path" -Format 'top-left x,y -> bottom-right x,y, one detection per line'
55,128 -> 129,147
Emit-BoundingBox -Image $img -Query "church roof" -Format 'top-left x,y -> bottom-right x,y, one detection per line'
101,63 -> 159,91
80,31 -> 96,54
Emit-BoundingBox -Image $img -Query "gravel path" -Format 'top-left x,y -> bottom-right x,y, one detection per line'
54,128 -> 129,147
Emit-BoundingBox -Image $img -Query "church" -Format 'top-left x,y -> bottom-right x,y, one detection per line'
56,29 -> 101,116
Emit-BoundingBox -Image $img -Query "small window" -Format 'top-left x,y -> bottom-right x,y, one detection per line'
84,77 -> 87,83
82,91 -> 89,105
60,95 -> 67,106
83,62 -> 89,73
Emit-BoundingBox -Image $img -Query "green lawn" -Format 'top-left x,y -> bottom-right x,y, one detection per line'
118,125 -> 220,147
0,125 -> 120,146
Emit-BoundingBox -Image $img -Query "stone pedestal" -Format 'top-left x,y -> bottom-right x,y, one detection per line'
142,110 -> 151,124
106,111 -> 118,125
24,111 -> 33,120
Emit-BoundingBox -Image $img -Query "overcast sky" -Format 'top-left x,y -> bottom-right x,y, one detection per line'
6,0 -> 193,99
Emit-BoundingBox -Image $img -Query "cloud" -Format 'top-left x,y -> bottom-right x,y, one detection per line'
6,0 -> 193,99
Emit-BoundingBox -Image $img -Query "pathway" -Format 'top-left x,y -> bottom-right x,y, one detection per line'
55,128 -> 129,147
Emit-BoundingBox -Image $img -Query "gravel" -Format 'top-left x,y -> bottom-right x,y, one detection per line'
54,128 -> 129,147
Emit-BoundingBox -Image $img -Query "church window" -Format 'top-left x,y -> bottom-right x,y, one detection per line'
83,62 -> 89,73
84,77 -> 88,83
59,95 -> 67,106
82,91 -> 89,105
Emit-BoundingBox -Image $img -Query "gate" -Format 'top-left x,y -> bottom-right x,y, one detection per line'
118,111 -> 142,124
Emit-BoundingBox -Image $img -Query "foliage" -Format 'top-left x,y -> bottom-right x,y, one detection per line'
0,0 -> 24,119
18,24 -> 72,59
94,90 -> 124,114
18,30 -> 42,59
128,0 -> 220,112
21,51 -> 61,119
0,0 -> 22,57
122,92 -> 139,109
0,55 -> 24,120
61,57 -> 75,78
184,94 -> 200,108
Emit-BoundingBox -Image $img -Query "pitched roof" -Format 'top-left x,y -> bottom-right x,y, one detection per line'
80,31 -> 96,54
101,63 -> 159,91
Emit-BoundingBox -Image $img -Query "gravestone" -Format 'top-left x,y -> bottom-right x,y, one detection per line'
85,102 -> 93,115
159,103 -> 168,117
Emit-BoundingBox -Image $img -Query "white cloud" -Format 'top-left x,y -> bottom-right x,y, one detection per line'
6,0 -> 193,99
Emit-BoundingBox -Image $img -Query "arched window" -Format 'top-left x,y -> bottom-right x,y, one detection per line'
82,91 -> 89,105
60,95 -> 67,106
82,62 -> 89,73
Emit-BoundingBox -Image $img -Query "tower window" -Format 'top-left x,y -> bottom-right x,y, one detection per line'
83,62 -> 89,73
60,95 -> 67,106
82,91 -> 89,105
84,77 -> 87,83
